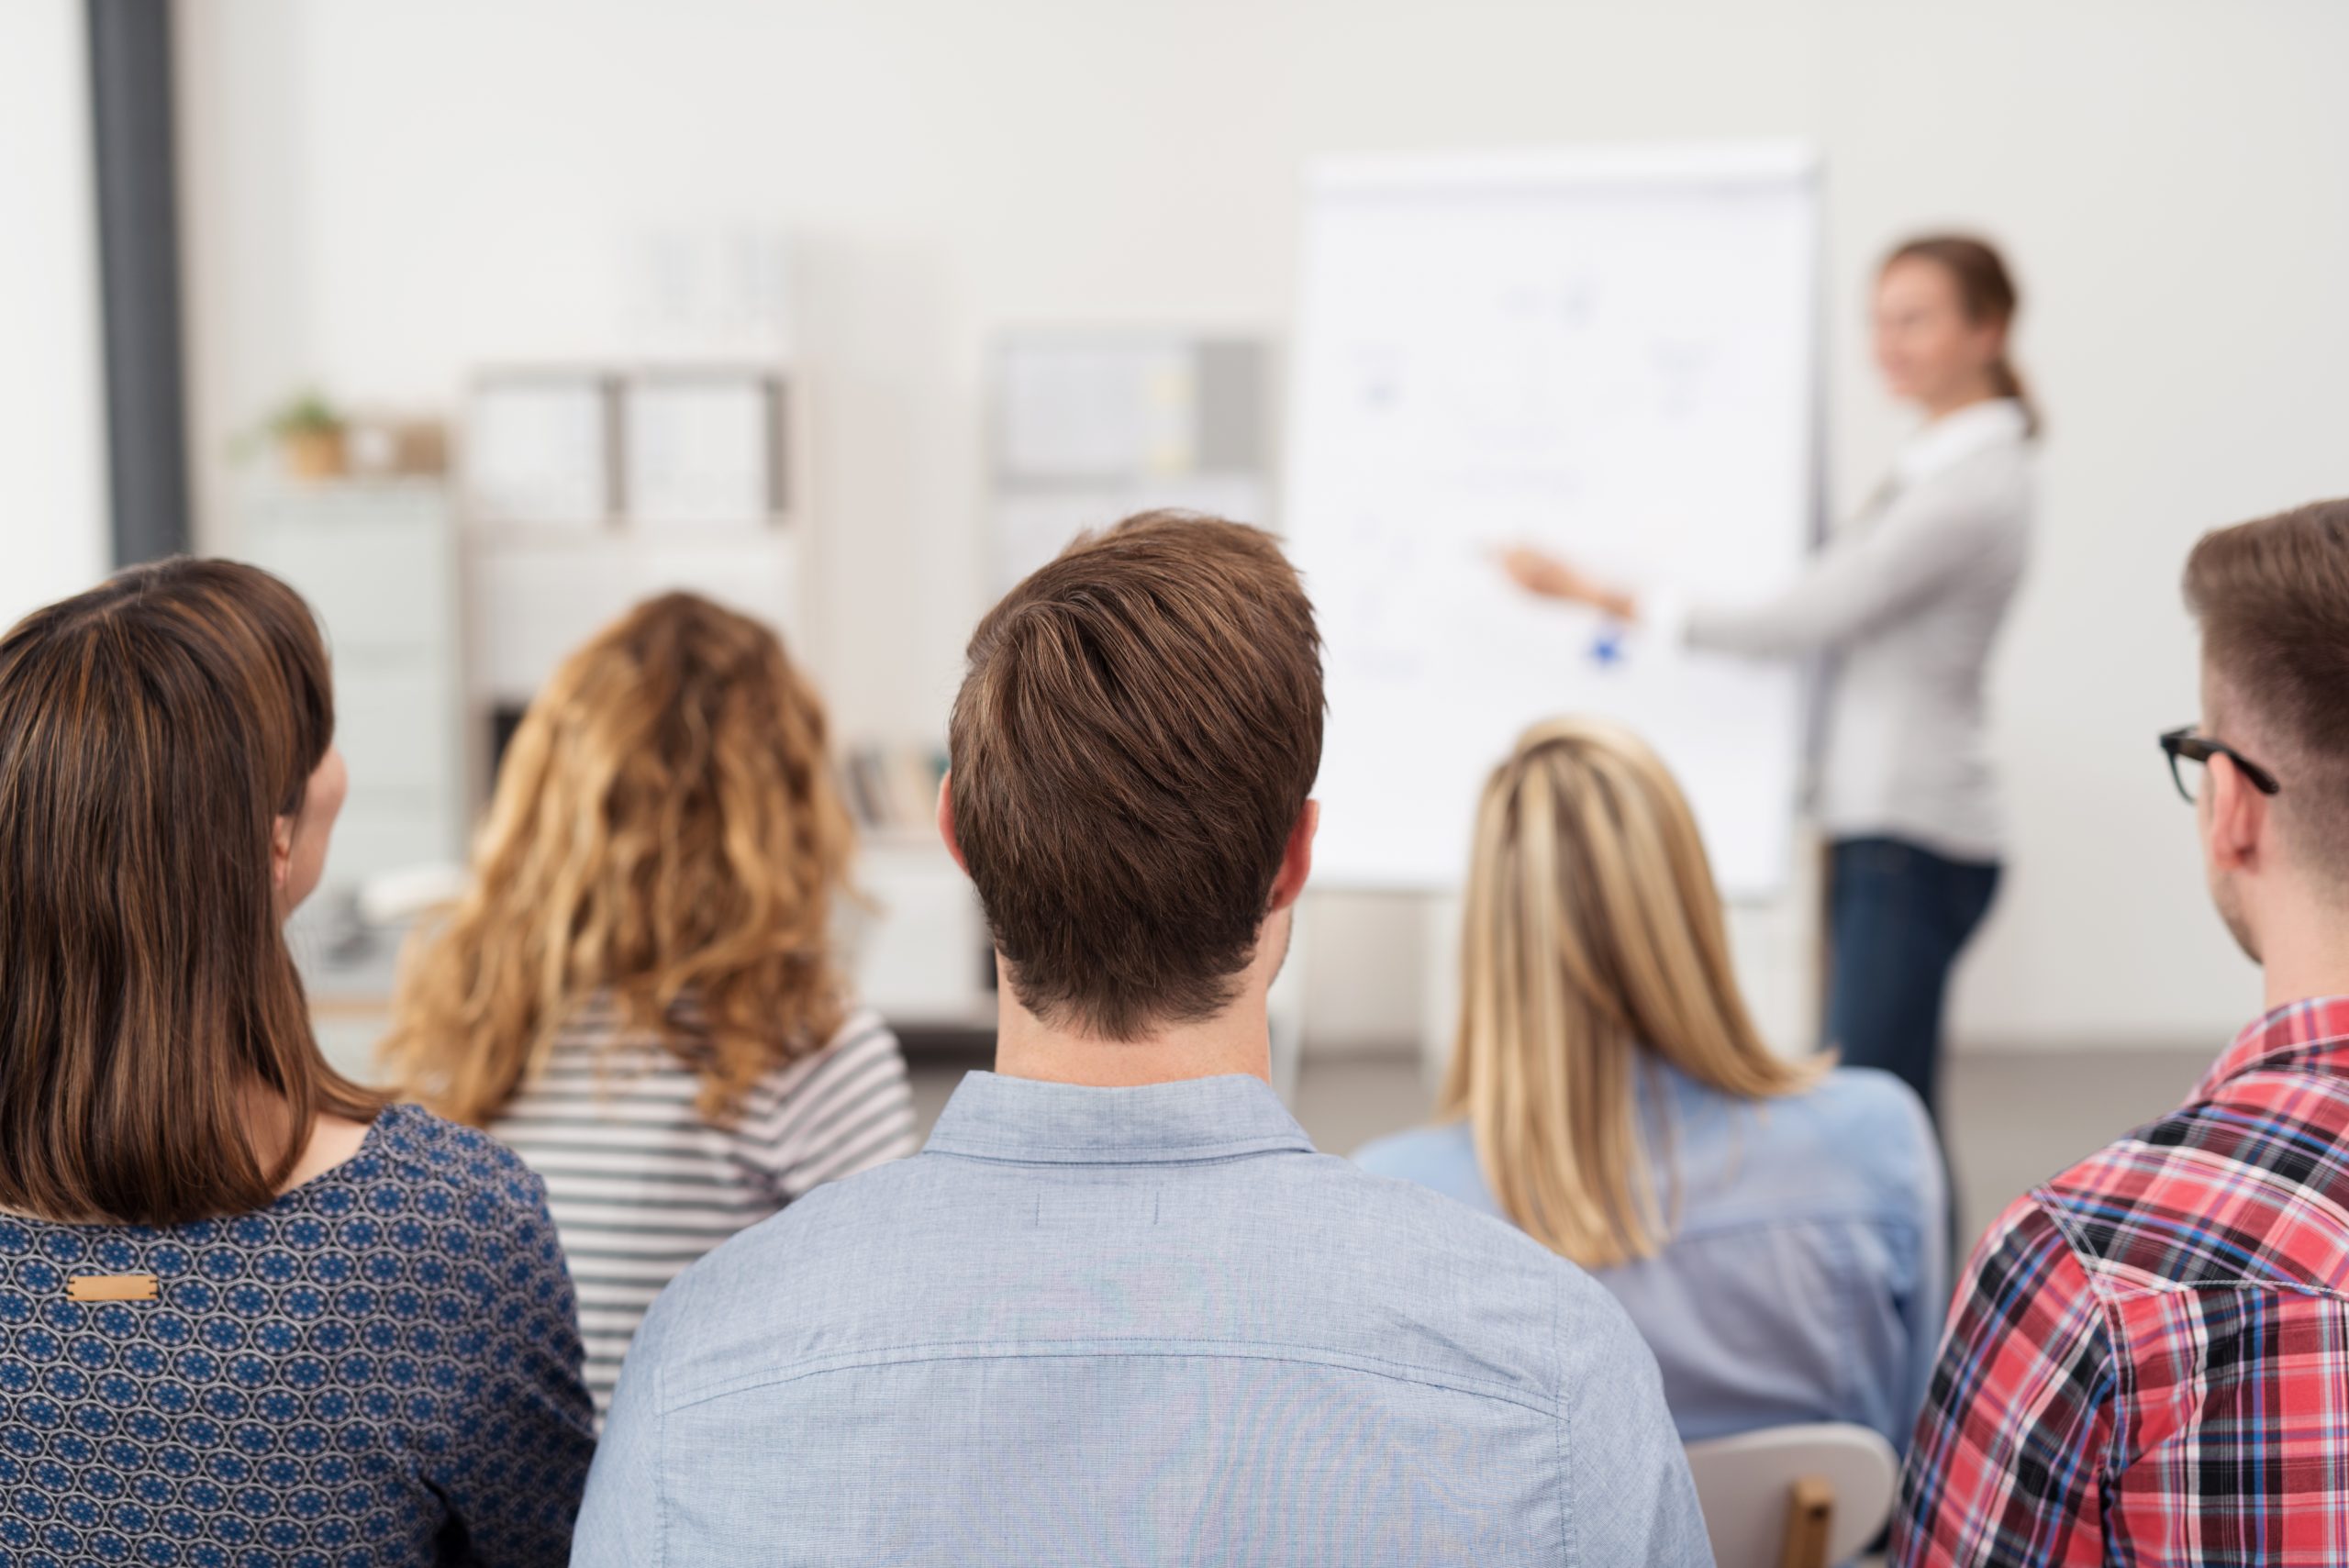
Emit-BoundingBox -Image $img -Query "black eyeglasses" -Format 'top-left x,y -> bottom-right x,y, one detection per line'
2160,726 -> 2281,803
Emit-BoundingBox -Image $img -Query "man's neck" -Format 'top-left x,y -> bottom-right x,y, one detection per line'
2260,908 -> 2349,1015
992,974 -> 1274,1089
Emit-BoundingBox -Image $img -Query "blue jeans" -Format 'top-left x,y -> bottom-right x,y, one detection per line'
1824,836 -> 2001,1120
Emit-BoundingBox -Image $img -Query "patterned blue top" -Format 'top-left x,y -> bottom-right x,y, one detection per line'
1356,1062 -> 1946,1452
0,1103 -> 596,1567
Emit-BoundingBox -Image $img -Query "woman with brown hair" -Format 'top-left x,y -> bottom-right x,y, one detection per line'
380,592 -> 914,1417
0,559 -> 593,1563
1502,234 -> 2035,1130
1357,717 -> 1945,1450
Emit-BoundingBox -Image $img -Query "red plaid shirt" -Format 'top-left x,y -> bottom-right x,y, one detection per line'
1894,996 -> 2349,1566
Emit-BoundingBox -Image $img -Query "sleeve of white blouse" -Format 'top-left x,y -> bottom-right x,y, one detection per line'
729,1010 -> 920,1202
1675,474 -> 2007,660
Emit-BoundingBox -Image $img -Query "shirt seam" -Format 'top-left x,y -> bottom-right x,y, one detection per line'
919,1142 -> 1314,1167
2037,1184 -> 2349,1304
2050,1268 -> 2349,1305
658,1337 -> 1555,1418
1818,1222 -> 1865,1422
2031,1193 -> 2129,1497
1552,1275 -> 1574,1567
650,1352 -> 667,1568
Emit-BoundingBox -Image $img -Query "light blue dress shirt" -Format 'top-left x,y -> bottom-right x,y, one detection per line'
573,1070 -> 1711,1566
1355,1064 -> 1945,1453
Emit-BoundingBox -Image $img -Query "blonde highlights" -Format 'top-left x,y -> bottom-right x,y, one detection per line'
380,594 -> 855,1126
1439,717 -> 1824,1269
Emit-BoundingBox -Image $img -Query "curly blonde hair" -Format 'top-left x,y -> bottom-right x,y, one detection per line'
379,593 -> 856,1126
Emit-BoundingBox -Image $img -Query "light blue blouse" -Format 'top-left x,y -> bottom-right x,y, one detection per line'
1355,1062 -> 1945,1452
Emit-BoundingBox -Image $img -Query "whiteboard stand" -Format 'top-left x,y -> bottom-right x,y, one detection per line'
1268,901 -> 1308,1106
1419,895 -> 1464,1093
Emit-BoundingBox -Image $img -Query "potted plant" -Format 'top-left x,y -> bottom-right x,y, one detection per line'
258,391 -> 349,482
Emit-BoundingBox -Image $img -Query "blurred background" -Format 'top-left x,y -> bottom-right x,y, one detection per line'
7,0 -> 2348,1240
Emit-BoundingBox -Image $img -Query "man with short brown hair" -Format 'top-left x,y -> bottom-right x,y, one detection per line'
1896,499 -> 2349,1564
947,512 -> 1327,1048
575,512 -> 1709,1565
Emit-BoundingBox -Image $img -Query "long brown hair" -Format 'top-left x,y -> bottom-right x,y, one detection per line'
0,558 -> 383,1225
1886,233 -> 2038,435
1439,717 -> 1826,1268
381,593 -> 857,1126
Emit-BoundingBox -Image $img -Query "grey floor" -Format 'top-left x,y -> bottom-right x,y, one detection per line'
909,1042 -> 2218,1258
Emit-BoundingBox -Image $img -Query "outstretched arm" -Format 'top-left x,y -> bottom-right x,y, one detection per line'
1499,480 -> 2008,660
1677,485 -> 2003,658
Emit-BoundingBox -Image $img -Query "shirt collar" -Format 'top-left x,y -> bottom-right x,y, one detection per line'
1892,396 -> 2029,486
923,1071 -> 1317,1165
2194,995 -> 2349,1101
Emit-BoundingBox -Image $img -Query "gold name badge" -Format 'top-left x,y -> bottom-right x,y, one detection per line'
67,1274 -> 158,1303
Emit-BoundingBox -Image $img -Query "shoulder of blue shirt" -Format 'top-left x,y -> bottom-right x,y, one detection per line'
1353,1064 -> 1939,1236
617,1115 -> 1664,1403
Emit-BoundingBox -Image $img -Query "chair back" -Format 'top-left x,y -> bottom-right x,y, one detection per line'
1682,1422 -> 1898,1568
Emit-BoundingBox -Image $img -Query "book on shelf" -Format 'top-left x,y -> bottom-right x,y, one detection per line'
842,743 -> 948,838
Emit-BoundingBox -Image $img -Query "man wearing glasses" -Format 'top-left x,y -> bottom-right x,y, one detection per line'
1891,498 -> 2349,1564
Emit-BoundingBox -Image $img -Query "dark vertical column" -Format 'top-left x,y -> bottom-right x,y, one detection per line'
86,0 -> 192,564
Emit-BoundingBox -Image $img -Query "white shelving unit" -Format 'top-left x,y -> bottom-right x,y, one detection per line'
242,479 -> 467,890
460,361 -> 819,784
848,829 -> 996,1035
465,525 -> 812,712
241,480 -> 468,1086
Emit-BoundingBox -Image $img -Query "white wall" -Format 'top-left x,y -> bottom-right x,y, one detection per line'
0,0 -> 111,626
174,0 -> 2349,1052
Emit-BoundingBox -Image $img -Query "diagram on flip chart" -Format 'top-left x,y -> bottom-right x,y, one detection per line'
1285,145 -> 1820,896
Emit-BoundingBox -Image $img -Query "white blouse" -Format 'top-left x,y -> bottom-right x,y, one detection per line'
1661,398 -> 2035,862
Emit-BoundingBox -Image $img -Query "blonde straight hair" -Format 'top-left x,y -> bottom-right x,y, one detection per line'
1438,717 -> 1826,1269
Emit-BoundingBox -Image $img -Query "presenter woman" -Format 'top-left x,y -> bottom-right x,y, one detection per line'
1501,235 -> 2035,1122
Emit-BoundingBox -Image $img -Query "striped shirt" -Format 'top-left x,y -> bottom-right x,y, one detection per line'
492,998 -> 918,1416
1895,996 -> 2349,1565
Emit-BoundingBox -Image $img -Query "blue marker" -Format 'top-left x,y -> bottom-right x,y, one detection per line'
1590,623 -> 1626,669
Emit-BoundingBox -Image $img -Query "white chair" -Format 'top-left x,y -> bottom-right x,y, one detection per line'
1683,1422 -> 1899,1568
